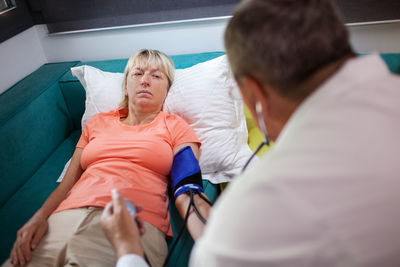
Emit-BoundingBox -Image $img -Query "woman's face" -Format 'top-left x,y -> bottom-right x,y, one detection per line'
125,64 -> 169,112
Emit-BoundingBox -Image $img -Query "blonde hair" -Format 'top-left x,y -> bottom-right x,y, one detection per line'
120,49 -> 175,108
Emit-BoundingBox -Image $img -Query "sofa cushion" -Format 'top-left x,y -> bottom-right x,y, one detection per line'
0,130 -> 81,261
0,62 -> 79,207
0,83 -> 78,208
0,62 -> 78,124
380,54 -> 400,74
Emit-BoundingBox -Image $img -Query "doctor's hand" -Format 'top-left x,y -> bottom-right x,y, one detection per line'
101,189 -> 146,259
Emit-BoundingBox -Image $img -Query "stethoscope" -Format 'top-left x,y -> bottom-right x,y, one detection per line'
241,101 -> 270,172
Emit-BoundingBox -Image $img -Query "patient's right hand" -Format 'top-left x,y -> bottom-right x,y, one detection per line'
10,214 -> 48,266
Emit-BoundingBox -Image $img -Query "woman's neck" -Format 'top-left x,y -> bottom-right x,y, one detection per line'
121,106 -> 161,126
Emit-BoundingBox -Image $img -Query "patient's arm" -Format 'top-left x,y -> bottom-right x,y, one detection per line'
175,192 -> 211,241
10,148 -> 84,266
173,143 -> 211,241
36,147 -> 84,218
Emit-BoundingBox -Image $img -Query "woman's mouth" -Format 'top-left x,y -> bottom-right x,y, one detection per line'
138,90 -> 152,96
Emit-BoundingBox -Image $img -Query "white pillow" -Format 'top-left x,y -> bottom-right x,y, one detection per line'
72,65 -> 124,128
58,55 -> 253,184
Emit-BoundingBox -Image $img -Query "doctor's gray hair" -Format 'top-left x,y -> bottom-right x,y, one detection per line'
225,0 -> 353,100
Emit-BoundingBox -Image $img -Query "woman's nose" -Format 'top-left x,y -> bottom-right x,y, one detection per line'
141,73 -> 151,86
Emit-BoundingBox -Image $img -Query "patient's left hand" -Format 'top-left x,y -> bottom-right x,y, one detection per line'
101,189 -> 145,259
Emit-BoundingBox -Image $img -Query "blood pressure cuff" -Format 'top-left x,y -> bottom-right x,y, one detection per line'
171,146 -> 203,199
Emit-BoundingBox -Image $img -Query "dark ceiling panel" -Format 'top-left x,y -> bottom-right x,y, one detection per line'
333,0 -> 400,23
1,0 -> 399,41
39,0 -> 239,34
0,0 -> 34,43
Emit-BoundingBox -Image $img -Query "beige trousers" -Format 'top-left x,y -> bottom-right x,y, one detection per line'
3,207 -> 167,267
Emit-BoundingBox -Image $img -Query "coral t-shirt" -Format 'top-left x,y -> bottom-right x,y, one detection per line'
54,108 -> 200,236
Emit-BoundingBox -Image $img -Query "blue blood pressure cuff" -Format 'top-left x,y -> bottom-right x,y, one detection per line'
171,146 -> 203,199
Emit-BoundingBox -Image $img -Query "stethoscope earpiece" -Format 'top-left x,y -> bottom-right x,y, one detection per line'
255,101 -> 270,146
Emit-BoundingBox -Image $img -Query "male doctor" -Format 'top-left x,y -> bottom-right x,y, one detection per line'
101,0 -> 400,266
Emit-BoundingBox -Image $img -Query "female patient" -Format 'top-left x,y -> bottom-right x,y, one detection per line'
6,49 -> 202,267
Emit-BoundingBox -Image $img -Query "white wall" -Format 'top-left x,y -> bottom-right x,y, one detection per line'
36,19 -> 229,62
1,19 -> 400,94
0,26 -> 48,94
36,19 -> 400,62
348,22 -> 400,53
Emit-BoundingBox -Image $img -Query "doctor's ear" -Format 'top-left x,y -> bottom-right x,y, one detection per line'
238,76 -> 269,108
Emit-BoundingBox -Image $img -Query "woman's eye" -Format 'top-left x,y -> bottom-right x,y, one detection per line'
153,74 -> 160,78
133,72 -> 142,76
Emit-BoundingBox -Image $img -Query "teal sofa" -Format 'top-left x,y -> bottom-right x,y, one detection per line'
0,52 -> 224,266
1,52 -> 399,265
